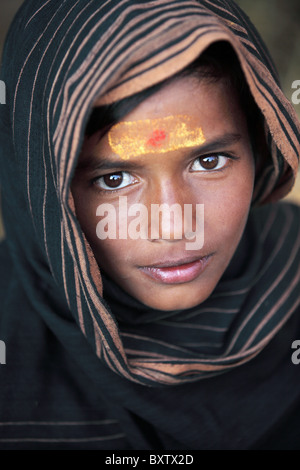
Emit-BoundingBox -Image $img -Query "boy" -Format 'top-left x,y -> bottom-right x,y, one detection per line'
0,0 -> 299,450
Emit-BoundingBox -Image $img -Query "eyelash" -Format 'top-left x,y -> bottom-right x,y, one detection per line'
92,152 -> 239,192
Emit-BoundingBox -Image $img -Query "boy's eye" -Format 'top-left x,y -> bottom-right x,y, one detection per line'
94,171 -> 135,190
191,154 -> 230,171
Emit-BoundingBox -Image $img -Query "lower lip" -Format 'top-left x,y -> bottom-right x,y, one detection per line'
140,256 -> 211,284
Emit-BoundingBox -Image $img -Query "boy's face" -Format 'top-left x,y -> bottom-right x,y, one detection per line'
72,76 -> 255,311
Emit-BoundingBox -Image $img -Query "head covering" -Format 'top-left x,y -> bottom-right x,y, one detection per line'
0,0 -> 299,450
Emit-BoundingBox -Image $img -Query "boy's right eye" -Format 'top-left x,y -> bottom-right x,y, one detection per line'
93,171 -> 136,191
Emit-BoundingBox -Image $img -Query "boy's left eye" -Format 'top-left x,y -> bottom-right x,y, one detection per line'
190,154 -> 230,171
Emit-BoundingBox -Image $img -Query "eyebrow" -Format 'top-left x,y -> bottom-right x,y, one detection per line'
76,132 -> 242,172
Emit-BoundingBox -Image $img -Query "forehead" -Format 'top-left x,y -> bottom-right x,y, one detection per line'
105,77 -> 247,157
80,76 -> 248,165
121,76 -> 241,120
108,115 -> 206,160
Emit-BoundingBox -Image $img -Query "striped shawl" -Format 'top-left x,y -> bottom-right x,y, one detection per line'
0,0 -> 300,450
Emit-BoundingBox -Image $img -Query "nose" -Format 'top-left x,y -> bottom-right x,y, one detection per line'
145,180 -> 200,243
149,201 -> 184,241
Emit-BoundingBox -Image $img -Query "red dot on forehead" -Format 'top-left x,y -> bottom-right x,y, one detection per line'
146,128 -> 167,147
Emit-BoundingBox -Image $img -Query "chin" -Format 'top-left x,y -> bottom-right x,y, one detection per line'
139,288 -> 212,312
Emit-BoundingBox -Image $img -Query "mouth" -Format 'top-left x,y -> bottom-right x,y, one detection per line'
139,253 -> 214,284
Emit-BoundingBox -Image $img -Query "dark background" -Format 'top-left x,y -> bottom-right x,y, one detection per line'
0,0 -> 299,240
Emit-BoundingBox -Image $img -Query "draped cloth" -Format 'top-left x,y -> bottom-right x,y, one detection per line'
0,0 -> 299,449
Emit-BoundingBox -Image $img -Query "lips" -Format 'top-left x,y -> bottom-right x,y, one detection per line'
139,254 -> 213,284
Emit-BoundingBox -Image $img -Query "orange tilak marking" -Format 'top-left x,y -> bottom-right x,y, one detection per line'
147,129 -> 167,147
108,115 -> 206,159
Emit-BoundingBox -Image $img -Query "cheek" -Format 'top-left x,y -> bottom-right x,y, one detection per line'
201,165 -> 255,246
71,183 -> 142,270
75,200 -> 141,274
72,195 -> 98,242
92,238 -> 131,268
90,237 -> 147,285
